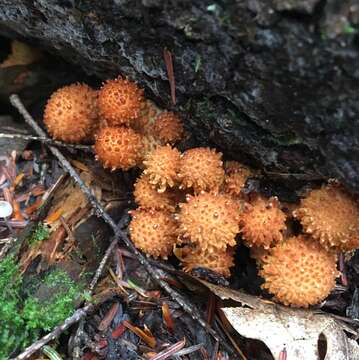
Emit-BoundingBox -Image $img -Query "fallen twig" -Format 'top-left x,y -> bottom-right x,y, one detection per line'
149,338 -> 186,360
10,94 -> 238,358
12,303 -> 94,360
0,132 -> 93,151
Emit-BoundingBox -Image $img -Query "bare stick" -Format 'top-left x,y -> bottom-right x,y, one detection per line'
10,94 -> 237,359
0,132 -> 93,151
12,304 -> 94,360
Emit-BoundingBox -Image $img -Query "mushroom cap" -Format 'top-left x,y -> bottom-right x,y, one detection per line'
143,145 -> 181,192
293,183 -> 359,250
152,111 -> 184,144
44,83 -> 98,143
249,245 -> 271,267
180,246 -> 234,278
224,160 -> 245,174
129,208 -> 178,259
240,196 -> 286,249
223,166 -> 252,198
98,78 -> 144,126
260,235 -> 338,307
178,147 -> 224,194
177,192 -> 240,252
131,100 -> 160,135
133,174 -> 177,212
94,126 -> 144,171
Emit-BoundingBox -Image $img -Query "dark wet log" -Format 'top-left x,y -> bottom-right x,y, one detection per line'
1,0 -> 359,196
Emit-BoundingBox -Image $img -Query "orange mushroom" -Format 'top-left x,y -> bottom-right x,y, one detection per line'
178,147 -> 224,194
260,235 -> 338,307
98,78 -> 144,126
129,208 -> 177,259
94,126 -> 143,171
44,83 -> 98,143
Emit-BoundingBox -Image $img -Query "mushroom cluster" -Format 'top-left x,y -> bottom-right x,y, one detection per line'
43,78 -> 359,308
43,78 -> 184,171
130,147 -> 251,277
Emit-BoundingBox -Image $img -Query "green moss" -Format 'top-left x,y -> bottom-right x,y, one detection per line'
23,270 -> 82,332
0,257 -> 82,359
28,222 -> 50,246
343,25 -> 357,35
0,256 -> 27,359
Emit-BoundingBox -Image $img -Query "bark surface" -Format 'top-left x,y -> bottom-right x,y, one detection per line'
1,0 -> 358,196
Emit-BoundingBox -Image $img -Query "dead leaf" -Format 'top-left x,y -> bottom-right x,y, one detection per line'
0,40 -> 42,68
162,302 -> 174,333
200,281 -> 359,360
123,320 -> 157,348
25,199 -> 43,215
45,173 -> 94,231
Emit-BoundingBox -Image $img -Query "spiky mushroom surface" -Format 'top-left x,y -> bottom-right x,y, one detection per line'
180,246 -> 234,278
177,192 -> 240,252
44,83 -> 98,143
249,245 -> 271,266
129,208 -> 177,259
293,183 -> 359,250
224,161 -> 245,174
178,147 -> 224,194
132,100 -> 160,135
94,126 -> 143,171
260,235 -> 338,307
223,166 -> 252,198
98,78 -> 144,126
152,111 -> 184,144
133,174 -> 176,212
239,196 -> 286,249
143,145 -> 181,192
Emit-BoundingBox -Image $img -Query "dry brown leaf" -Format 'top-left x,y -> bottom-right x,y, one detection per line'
46,173 -> 94,231
123,320 -> 157,348
0,40 -> 42,68
200,280 -> 359,360
45,207 -> 64,224
13,172 -> 24,188
24,199 -> 43,215
161,302 -> 174,333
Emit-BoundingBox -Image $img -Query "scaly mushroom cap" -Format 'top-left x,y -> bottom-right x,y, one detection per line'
133,174 -> 176,212
98,78 -> 144,126
132,100 -> 160,135
141,135 -> 162,162
94,126 -> 143,171
293,183 -> 359,250
143,145 -> 181,192
180,246 -> 234,278
177,192 -> 240,252
223,166 -> 252,198
224,161 -> 245,174
129,208 -> 177,259
152,111 -> 184,144
178,147 -> 224,194
249,245 -> 271,267
260,235 -> 338,307
239,196 -> 286,249
44,83 -> 98,143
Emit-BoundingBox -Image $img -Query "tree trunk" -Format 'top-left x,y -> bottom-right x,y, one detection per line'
1,0 -> 358,197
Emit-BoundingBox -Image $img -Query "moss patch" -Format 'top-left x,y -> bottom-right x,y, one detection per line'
0,257 -> 82,359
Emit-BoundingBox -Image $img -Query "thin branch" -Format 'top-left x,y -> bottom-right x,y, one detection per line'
10,94 -> 237,359
0,132 -> 93,151
88,234 -> 121,293
12,304 -> 94,360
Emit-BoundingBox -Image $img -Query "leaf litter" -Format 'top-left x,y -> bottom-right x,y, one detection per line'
1,39 -> 359,360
